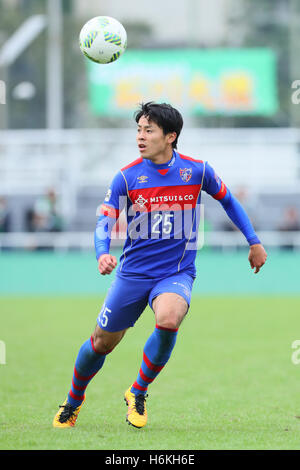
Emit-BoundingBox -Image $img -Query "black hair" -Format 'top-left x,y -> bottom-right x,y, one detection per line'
134,101 -> 183,149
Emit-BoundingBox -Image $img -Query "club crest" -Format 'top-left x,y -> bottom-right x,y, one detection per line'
179,168 -> 192,183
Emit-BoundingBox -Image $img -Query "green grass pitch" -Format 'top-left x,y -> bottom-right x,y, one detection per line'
1,295 -> 300,450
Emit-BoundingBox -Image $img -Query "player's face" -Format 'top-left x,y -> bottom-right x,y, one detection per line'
136,116 -> 175,162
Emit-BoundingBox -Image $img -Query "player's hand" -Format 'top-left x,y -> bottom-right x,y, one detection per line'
98,254 -> 117,275
248,244 -> 267,274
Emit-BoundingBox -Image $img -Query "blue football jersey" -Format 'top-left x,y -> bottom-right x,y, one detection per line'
95,150 -> 260,279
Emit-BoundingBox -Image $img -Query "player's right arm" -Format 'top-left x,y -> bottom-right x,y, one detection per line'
98,253 -> 117,275
94,171 -> 127,275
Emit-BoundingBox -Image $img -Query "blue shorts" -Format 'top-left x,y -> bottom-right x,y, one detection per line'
97,272 -> 194,332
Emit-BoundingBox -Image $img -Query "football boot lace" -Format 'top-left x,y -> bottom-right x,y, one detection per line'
134,394 -> 148,415
58,403 -> 77,424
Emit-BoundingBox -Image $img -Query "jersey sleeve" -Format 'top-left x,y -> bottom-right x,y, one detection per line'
99,171 -> 128,218
94,171 -> 128,260
202,162 -> 260,246
202,162 -> 228,200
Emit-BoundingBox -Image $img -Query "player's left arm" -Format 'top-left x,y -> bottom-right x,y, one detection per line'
202,162 -> 267,274
247,243 -> 267,274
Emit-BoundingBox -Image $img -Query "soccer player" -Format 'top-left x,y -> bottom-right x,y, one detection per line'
53,102 -> 267,429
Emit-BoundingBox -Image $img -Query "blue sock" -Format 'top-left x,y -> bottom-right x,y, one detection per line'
131,325 -> 178,396
67,336 -> 110,408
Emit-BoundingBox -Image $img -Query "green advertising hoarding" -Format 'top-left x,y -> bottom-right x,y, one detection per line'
86,48 -> 278,116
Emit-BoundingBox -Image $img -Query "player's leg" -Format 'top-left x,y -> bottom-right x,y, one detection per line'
67,326 -> 127,407
53,327 -> 126,428
125,273 -> 193,428
53,275 -> 150,428
129,293 -> 187,397
153,292 -> 188,329
93,324 -> 127,354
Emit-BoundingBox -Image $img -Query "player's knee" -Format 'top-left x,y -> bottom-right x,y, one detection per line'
157,319 -> 179,331
156,309 -> 184,330
93,337 -> 115,355
93,326 -> 125,355
155,299 -> 188,330
93,331 -> 114,354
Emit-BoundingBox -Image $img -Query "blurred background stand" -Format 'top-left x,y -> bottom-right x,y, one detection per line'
0,13 -> 47,128
0,0 -> 299,254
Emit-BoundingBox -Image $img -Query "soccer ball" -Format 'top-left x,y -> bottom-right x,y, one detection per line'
79,16 -> 127,64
